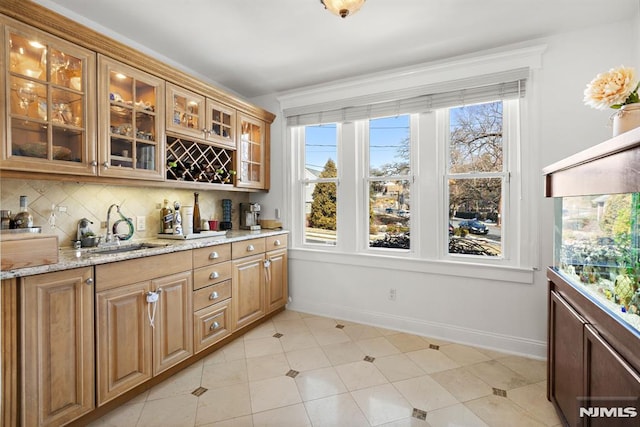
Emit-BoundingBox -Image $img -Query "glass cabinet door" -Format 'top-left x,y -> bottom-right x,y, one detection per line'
205,99 -> 236,149
2,21 -> 96,175
98,55 -> 164,180
165,82 -> 205,140
236,114 -> 265,189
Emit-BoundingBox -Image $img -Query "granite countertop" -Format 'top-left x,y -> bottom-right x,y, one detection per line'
0,229 -> 288,280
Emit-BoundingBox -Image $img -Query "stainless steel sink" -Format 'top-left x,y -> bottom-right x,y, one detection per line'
91,242 -> 168,255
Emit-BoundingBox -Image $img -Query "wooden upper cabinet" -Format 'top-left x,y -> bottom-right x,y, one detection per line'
98,55 -> 165,180
166,82 -> 206,140
1,18 -> 97,175
205,99 -> 236,149
236,113 -> 267,189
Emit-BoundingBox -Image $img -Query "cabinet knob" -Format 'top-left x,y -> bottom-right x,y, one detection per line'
209,251 -> 219,259
102,161 -> 109,169
90,160 -> 98,167
210,271 -> 220,280
209,291 -> 219,300
247,244 -> 255,252
210,321 -> 220,331
274,239 -> 281,246
85,278 -> 93,286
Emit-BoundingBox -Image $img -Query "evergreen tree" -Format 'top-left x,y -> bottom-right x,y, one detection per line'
309,159 -> 337,230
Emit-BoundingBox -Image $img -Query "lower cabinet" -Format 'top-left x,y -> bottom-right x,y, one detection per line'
21,267 -> 95,427
265,248 -> 288,314
95,252 -> 193,405
232,252 -> 266,330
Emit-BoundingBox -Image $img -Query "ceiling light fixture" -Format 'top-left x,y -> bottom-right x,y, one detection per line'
320,0 -> 366,18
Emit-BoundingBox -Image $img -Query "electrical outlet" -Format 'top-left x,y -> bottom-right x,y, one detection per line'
389,288 -> 396,301
136,216 -> 146,231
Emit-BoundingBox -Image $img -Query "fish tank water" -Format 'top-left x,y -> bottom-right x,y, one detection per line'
555,192 -> 640,334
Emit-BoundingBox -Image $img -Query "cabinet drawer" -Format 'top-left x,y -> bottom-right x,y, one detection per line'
266,234 -> 287,250
193,244 -> 231,268
232,238 -> 266,259
193,280 -> 231,311
193,261 -> 232,290
194,299 -> 232,354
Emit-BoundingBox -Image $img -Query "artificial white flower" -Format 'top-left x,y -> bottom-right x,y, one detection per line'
584,66 -> 639,110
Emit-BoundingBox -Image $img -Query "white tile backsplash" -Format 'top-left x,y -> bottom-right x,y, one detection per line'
0,178 -> 248,247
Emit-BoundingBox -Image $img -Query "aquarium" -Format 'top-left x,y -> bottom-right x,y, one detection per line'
555,193 -> 640,334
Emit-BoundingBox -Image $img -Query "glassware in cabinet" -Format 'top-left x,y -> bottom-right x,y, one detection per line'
205,100 -> 236,149
2,21 -> 96,174
236,113 -> 265,189
98,55 -> 164,180
166,82 -> 205,140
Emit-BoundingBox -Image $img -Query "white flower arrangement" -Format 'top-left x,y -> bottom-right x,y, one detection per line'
584,66 -> 639,110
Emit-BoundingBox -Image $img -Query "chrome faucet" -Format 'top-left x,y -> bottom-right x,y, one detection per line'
105,203 -> 120,243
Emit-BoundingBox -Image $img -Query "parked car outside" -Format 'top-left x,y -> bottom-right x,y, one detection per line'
458,220 -> 489,235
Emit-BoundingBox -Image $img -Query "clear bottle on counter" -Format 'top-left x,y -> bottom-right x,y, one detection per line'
160,199 -> 174,234
193,192 -> 201,233
13,195 -> 33,228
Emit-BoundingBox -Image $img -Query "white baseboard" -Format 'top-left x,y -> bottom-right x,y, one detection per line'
287,298 -> 547,360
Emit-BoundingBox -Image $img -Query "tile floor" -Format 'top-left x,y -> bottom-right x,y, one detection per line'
90,310 -> 561,427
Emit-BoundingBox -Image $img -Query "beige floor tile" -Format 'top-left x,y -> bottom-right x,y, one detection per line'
136,394 -> 198,427
375,326 -> 403,336
351,383 -> 414,426
311,327 -> 352,346
374,354 -> 426,382
272,318 -> 310,334
343,324 -> 383,341
244,336 -> 284,358
439,344 -> 491,366
496,355 -> 547,383
199,415 -> 254,427
147,360 -> 204,401
303,316 -> 338,331
464,360 -> 530,391
322,341 -> 366,366
508,382 -> 561,426
474,346 -> 510,360
355,336 -> 401,358
285,347 -> 331,372
279,330 -> 320,352
246,353 -> 291,382
335,360 -> 389,391
249,376 -> 302,413
243,321 -> 277,341
294,366 -> 347,401
252,403 -> 311,427
385,333 -> 432,352
406,348 -> 460,374
196,383 -> 253,425
430,367 -> 493,402
465,395 -> 547,427
421,336 -> 452,347
127,390 -> 149,405
393,375 -> 459,411
426,403 -> 488,427
271,310 -> 303,321
304,393 -> 370,427
87,402 -> 144,427
200,359 -> 248,390
376,418 -> 430,427
203,338 -> 246,366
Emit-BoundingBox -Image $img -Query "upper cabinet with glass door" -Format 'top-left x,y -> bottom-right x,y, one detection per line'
98,55 -> 164,180
166,82 -> 205,140
205,99 -> 235,149
1,19 -> 96,175
236,113 -> 267,189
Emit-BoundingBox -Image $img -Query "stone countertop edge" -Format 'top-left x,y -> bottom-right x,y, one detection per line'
1,229 -> 289,280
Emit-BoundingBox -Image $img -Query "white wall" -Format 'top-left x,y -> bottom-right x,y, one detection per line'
252,18 -> 639,358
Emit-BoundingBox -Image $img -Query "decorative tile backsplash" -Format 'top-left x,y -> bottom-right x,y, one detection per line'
0,178 -> 248,247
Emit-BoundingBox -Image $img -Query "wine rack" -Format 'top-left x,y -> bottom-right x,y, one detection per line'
166,136 -> 235,184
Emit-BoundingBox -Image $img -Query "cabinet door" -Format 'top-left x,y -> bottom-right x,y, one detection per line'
548,290 -> 586,427
166,82 -> 205,139
2,19 -> 97,175
96,281 -> 153,405
232,253 -> 266,330
152,271 -> 193,375
236,113 -> 266,189
265,248 -> 288,314
582,325 -> 640,427
205,99 -> 236,149
98,55 -> 164,180
22,267 -> 94,426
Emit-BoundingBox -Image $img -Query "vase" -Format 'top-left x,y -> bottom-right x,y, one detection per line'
612,103 -> 640,136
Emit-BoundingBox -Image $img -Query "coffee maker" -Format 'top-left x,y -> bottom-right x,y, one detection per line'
240,203 -> 261,230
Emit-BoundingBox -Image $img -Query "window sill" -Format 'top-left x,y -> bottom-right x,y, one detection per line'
289,248 -> 535,284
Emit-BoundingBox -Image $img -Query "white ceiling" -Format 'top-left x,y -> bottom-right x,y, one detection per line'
34,0 -> 638,99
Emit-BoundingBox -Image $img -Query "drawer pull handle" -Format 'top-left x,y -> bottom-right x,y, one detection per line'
210,321 -> 220,331
274,239 -> 281,246
85,278 -> 94,286
209,251 -> 219,260
210,271 -> 220,280
209,291 -> 219,300
247,244 -> 255,252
